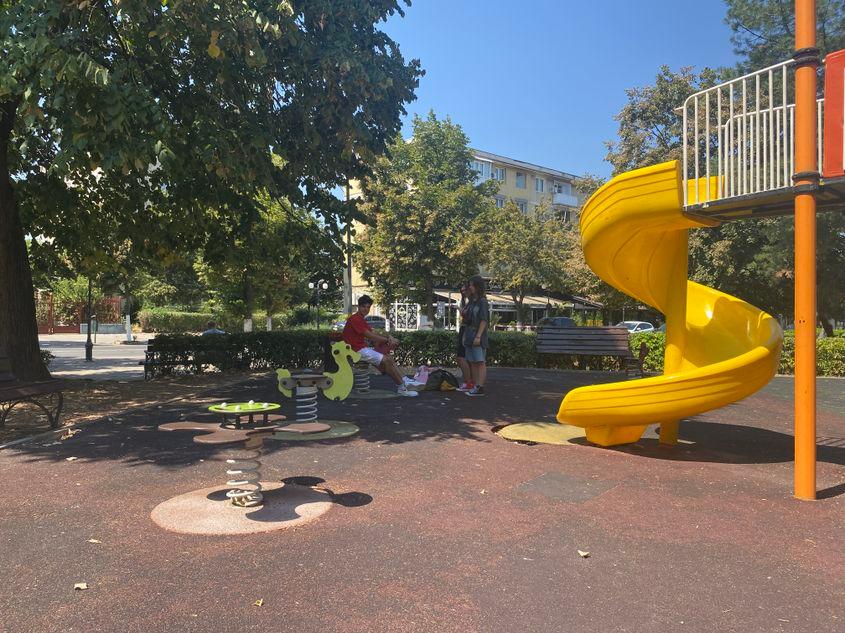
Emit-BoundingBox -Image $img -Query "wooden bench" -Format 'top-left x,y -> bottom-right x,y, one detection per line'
536,326 -> 649,378
0,346 -> 65,429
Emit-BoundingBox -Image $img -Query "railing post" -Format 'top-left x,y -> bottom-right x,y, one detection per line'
793,0 -> 818,500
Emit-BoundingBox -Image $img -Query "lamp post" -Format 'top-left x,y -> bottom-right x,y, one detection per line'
84,277 -> 94,362
308,280 -> 329,329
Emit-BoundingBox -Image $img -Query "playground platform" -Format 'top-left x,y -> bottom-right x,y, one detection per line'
1,368 -> 842,632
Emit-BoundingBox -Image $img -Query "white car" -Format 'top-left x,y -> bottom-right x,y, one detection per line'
616,321 -> 655,333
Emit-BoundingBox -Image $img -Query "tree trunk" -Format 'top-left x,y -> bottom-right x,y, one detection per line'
243,275 -> 254,332
818,314 -> 834,337
424,277 -> 435,326
0,99 -> 49,380
512,291 -> 524,327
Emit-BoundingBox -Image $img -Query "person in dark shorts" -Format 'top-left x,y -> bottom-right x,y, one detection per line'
463,275 -> 489,397
456,282 -> 472,391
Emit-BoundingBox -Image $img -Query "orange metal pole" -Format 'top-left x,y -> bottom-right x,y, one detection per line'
793,0 -> 818,500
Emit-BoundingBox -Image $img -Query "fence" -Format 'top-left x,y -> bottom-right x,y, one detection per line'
681,58 -> 824,208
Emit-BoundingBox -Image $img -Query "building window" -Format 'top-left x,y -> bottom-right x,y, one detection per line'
516,200 -> 527,213
515,172 -> 526,189
470,160 -> 492,182
554,181 -> 572,195
534,177 -> 545,193
494,196 -> 505,208
493,167 -> 506,182
561,209 -> 571,222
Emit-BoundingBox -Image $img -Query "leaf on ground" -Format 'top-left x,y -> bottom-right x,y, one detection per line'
87,539 -> 101,544
60,429 -> 81,440
66,456 -> 78,462
73,582 -> 89,590
253,599 -> 264,607
577,550 -> 590,558
479,489 -> 486,494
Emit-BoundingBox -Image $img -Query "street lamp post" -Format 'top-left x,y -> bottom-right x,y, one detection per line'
308,280 -> 329,329
84,277 -> 94,362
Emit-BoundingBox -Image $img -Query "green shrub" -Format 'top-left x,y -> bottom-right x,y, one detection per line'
144,327 -> 845,377
148,330 -> 329,374
139,308 -> 214,334
629,331 -> 666,373
628,331 -> 844,377
40,349 -> 54,367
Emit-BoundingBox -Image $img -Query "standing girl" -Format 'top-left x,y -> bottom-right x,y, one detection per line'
456,282 -> 473,391
463,275 -> 489,397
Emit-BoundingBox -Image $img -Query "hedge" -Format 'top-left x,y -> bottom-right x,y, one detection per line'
139,309 -> 215,334
144,328 -> 845,377
629,331 -> 845,377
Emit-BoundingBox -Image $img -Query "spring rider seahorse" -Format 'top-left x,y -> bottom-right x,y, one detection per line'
275,340 -> 361,403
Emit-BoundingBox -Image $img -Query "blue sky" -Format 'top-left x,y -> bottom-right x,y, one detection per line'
383,0 -> 740,178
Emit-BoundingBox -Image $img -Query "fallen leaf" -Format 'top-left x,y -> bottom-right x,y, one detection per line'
60,429 -> 81,440
66,456 -> 78,462
577,550 -> 590,558
73,582 -> 88,590
479,489 -> 487,495
87,539 -> 101,544
253,599 -> 264,607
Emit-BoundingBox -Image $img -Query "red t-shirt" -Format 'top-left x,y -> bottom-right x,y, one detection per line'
343,312 -> 371,351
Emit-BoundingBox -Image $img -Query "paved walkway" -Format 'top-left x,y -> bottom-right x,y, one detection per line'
1,369 -> 843,632
39,333 -> 150,381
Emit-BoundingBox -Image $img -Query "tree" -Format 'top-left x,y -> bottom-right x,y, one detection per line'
465,202 -> 573,325
198,196 -> 342,330
725,0 -> 845,73
602,12 -> 845,329
605,65 -> 719,176
563,175 -> 635,320
1,0 -> 421,378
357,111 -> 496,321
723,0 -> 845,333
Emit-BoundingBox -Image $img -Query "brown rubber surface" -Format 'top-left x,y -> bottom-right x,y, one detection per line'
1,369 -> 843,632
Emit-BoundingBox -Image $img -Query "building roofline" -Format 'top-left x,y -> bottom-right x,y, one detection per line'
471,149 -> 582,181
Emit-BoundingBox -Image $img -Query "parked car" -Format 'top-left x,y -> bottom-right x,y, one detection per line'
332,315 -> 388,331
536,316 -> 577,328
365,315 -> 388,330
616,320 -> 655,333
656,323 -> 666,332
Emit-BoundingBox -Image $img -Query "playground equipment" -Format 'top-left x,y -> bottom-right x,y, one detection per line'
557,3 -> 842,499
274,339 -> 385,421
159,403 -> 332,507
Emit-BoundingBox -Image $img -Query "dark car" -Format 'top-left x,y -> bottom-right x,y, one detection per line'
365,315 -> 388,330
536,316 -> 577,328
332,315 -> 389,331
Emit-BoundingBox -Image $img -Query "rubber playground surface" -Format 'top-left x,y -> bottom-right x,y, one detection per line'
1,368 -> 843,633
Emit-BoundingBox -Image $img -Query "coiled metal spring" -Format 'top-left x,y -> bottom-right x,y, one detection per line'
353,363 -> 371,393
295,385 -> 319,422
225,435 -> 264,507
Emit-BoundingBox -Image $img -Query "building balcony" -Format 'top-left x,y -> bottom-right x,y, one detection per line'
553,192 -> 579,206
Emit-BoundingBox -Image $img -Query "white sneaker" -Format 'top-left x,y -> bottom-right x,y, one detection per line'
397,386 -> 419,397
403,376 -> 425,387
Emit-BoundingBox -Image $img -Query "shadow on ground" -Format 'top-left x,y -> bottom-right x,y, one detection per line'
6,369 -> 845,477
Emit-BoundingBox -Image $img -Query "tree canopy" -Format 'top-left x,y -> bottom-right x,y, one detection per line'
1,0 -> 421,377
602,1 -> 845,329
357,111 -> 496,320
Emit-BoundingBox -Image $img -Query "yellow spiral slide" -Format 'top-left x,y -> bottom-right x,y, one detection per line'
556,160 -> 783,446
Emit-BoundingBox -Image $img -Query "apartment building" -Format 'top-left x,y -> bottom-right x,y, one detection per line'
470,149 -> 582,223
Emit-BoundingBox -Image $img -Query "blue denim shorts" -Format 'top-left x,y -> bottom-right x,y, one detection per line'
464,345 -> 486,362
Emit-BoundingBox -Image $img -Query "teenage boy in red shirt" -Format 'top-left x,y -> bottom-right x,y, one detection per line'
343,295 -> 419,397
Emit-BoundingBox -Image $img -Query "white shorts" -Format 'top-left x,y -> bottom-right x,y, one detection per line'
358,347 -> 384,366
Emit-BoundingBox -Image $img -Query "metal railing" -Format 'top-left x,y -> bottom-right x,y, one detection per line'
682,59 -> 823,207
